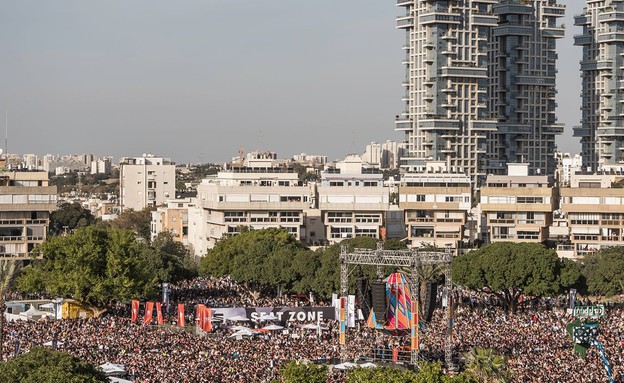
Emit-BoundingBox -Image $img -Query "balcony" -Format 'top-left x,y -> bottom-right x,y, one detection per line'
396,16 -> 414,29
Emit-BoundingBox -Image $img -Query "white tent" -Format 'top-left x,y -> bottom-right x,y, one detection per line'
227,315 -> 250,322
99,363 -> 126,376
228,329 -> 260,338
334,362 -> 358,370
43,340 -> 64,347
19,306 -> 52,321
109,378 -> 134,383
359,362 -> 377,368
227,325 -> 253,331
261,324 -> 284,331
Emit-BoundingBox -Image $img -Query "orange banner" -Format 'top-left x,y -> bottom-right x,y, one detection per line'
202,307 -> 213,332
178,304 -> 185,327
131,300 -> 139,323
156,302 -> 164,325
196,304 -> 206,330
144,302 -> 154,325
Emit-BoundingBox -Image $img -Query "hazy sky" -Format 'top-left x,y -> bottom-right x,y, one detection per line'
0,0 -> 584,164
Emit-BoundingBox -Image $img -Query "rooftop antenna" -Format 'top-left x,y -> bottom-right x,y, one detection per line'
4,111 -> 7,159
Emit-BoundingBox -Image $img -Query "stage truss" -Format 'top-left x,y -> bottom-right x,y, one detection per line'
339,243 -> 455,371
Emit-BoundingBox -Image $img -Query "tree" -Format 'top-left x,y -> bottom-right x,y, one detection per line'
199,228 -> 310,296
582,246 -> 624,297
111,207 -> 155,241
463,348 -> 511,383
0,260 -> 18,361
0,347 -> 108,383
347,362 -> 474,383
452,242 -> 581,312
279,361 -> 327,383
49,203 -> 96,235
17,226 -> 164,316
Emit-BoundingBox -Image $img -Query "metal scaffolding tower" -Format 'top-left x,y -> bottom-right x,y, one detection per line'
339,243 -> 455,370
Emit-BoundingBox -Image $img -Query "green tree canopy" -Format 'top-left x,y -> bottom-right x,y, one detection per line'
279,361 -> 327,383
49,203 -> 96,236
0,347 -> 108,383
582,246 -> 624,297
463,348 -> 511,383
452,242 -> 582,312
109,207 -> 155,241
347,362 -> 474,383
199,228 -> 311,294
17,226 -> 190,316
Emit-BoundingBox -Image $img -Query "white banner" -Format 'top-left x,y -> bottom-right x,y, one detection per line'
347,295 -> 356,328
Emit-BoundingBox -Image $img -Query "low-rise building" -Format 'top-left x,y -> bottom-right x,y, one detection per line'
399,163 -> 472,248
151,198 -> 194,246
0,171 -> 57,259
480,164 -> 556,243
560,173 -> 624,258
195,167 -> 311,249
318,155 -> 389,243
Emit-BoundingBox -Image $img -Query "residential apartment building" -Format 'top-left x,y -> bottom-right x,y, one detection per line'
487,0 -> 565,175
0,171 -> 57,259
558,172 -> 624,257
119,155 -> 175,212
394,0 -> 498,182
480,163 -> 556,243
194,168 -> 311,249
574,0 -> 624,171
151,198 -> 193,246
399,162 -> 472,248
318,155 -> 389,243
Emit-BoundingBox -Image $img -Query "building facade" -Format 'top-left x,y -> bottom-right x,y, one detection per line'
395,0 -> 498,182
574,0 -> 624,171
488,0 -> 565,175
318,155 -> 389,243
195,168 -> 311,249
119,155 -> 175,212
399,164 -> 472,248
0,171 -> 57,259
480,163 -> 556,243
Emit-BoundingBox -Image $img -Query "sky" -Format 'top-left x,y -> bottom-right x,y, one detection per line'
0,0 -> 584,164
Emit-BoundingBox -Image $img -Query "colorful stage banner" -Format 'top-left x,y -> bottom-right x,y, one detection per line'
202,307 -> 213,332
178,304 -> 185,327
144,302 -> 154,325
131,300 -> 139,323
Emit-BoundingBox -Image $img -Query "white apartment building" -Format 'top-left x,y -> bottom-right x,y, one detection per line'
90,158 -> 112,175
318,155 -> 389,243
0,171 -> 57,259
119,155 -> 175,212
480,163 -> 556,243
194,168 -> 311,249
399,162 -> 472,248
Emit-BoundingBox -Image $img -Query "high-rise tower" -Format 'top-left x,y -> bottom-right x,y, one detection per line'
488,0 -> 565,175
395,0 -> 565,180
395,0 -> 499,184
574,0 -> 624,171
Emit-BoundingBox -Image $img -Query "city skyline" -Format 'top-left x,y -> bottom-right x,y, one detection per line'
1,0 -> 584,164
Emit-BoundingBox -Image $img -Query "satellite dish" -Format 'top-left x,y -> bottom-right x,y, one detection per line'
0,149 -> 3,156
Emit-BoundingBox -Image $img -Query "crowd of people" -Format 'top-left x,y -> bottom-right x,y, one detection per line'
2,276 -> 622,382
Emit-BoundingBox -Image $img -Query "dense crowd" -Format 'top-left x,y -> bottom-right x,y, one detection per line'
2,277 -> 622,382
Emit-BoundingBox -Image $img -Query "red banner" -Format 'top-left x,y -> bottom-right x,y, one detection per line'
131,300 -> 139,323
202,307 -> 213,332
144,302 -> 154,325
196,304 -> 205,330
178,304 -> 185,327
156,302 -> 164,325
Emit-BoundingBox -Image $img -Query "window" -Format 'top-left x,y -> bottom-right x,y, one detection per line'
517,196 -> 544,204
